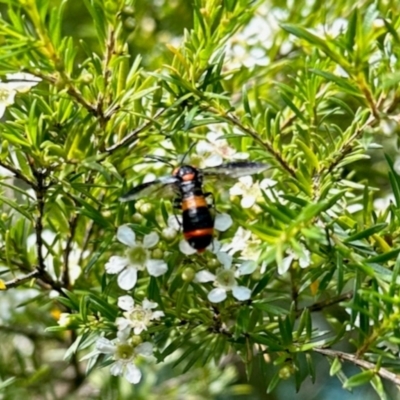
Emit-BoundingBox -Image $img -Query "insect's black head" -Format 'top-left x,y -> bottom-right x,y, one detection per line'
172,165 -> 200,182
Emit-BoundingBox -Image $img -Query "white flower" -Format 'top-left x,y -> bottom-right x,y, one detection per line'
116,295 -> 164,335
278,246 -> 311,275
195,257 -> 256,303
96,333 -> 153,384
105,225 -> 168,290
221,227 -> 268,273
0,73 -> 41,118
221,227 -> 252,254
196,129 -> 248,167
178,212 -> 233,255
230,176 -> 278,208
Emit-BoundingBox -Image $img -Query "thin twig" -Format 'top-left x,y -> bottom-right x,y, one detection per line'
32,169 -> 46,273
25,70 -> 99,116
314,347 -> 400,386
96,28 -> 116,127
0,160 -> 37,188
62,214 -> 78,288
296,292 -> 353,317
103,108 -> 166,155
3,269 -> 40,288
324,94 -> 385,175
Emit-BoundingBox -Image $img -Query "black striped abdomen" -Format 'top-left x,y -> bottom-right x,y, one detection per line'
182,195 -> 214,252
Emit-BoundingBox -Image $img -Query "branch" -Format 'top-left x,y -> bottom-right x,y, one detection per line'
324,94 -> 385,175
3,269 -> 40,288
103,108 -> 166,156
62,214 -> 78,288
296,292 -> 353,317
0,160 -> 37,188
314,347 -> 400,386
32,169 -> 46,273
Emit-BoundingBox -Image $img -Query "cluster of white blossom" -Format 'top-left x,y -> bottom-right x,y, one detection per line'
95,295 -> 164,384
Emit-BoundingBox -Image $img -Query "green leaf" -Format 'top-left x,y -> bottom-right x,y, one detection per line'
88,294 -> 118,321
330,357 -> 342,376
343,370 -> 375,389
266,370 -> 281,393
296,140 -> 319,171
344,223 -> 387,243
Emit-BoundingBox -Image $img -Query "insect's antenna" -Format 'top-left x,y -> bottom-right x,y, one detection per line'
144,155 -> 175,168
181,142 -> 197,165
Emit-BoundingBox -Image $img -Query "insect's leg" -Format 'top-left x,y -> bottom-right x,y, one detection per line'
172,197 -> 182,227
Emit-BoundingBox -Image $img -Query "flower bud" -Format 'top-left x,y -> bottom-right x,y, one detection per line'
207,258 -> 220,269
161,227 -> 178,241
132,213 -> 144,223
182,267 -> 195,282
139,203 -> 153,215
279,365 -> 294,380
130,335 -> 143,346
152,248 -> 164,259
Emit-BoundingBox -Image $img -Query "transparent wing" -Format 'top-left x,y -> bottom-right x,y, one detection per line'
202,161 -> 269,179
120,176 -> 179,202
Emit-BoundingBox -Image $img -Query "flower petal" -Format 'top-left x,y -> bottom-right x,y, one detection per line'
116,317 -> 130,332
151,311 -> 165,320
241,195 -> 256,208
117,225 -> 136,247
142,298 -> 157,309
204,153 -> 223,167
136,341 -> 153,356
143,232 -> 159,248
278,255 -> 293,275
238,176 -> 253,188
216,251 -> 232,269
124,363 -> 142,384
168,215 -> 181,230
6,72 -> 41,82
232,285 -> 251,301
96,337 -> 115,354
195,270 -> 216,283
117,325 -> 131,342
229,183 -> 244,196
105,256 -> 128,274
214,213 -> 233,232
238,260 -> 257,275
117,266 -> 138,290
179,239 -> 197,255
299,249 -> 311,268
196,140 -> 213,154
110,361 -> 124,377
0,104 -> 6,118
146,259 -> 168,277
118,295 -> 134,311
260,178 -> 277,189
208,288 -> 227,303
233,152 -> 249,160
209,238 -> 221,253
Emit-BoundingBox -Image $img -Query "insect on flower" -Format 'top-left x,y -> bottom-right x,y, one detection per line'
120,158 -> 269,253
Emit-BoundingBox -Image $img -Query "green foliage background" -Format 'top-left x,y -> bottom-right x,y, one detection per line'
0,0 -> 400,399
